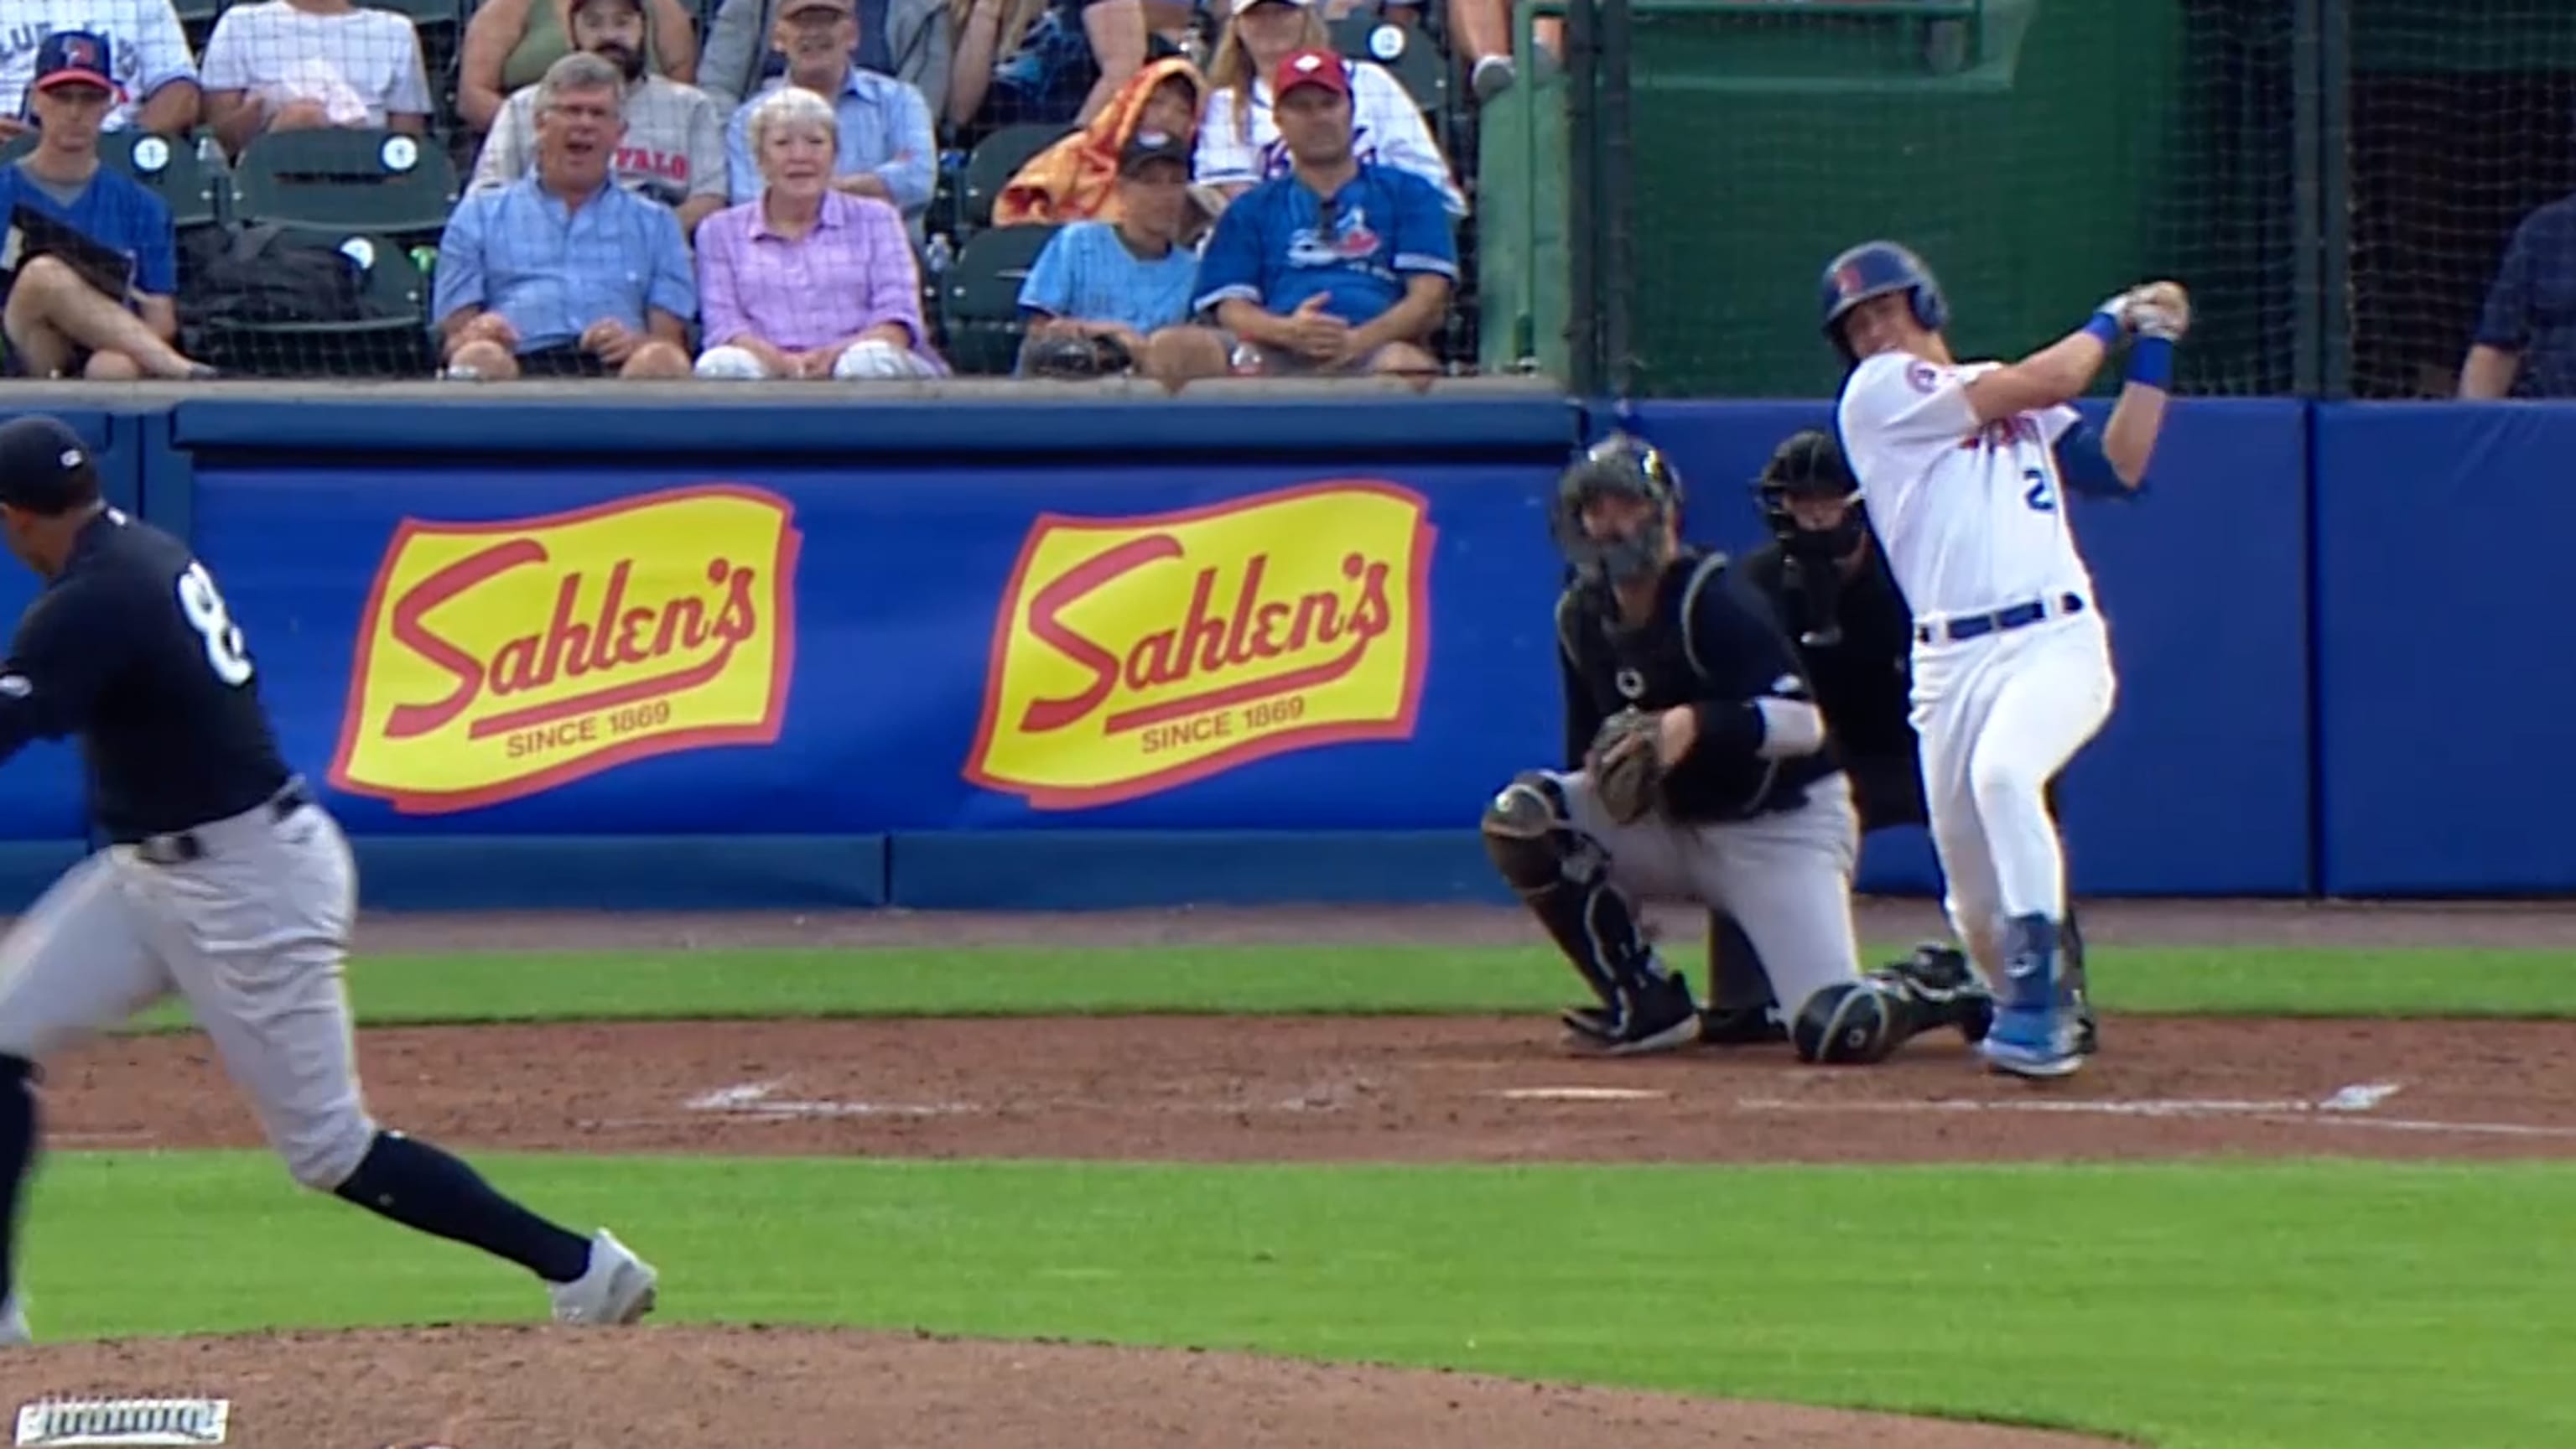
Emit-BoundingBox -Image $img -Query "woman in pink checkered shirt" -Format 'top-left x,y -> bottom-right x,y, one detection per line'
693,85 -> 949,379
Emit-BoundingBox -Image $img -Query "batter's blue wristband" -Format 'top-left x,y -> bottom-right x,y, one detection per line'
2126,335 -> 2174,389
2080,312 -> 2124,350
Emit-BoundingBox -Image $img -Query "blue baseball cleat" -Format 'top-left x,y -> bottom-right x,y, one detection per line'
1981,914 -> 2084,1079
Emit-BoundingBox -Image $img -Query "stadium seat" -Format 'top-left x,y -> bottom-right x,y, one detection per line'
230,128 -> 460,240
941,223 -> 1057,376
197,230 -> 434,377
0,130 -> 226,231
1332,11 -> 1446,115
958,123 -> 1071,231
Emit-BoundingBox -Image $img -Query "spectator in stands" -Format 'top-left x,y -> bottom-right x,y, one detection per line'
459,0 -> 696,132
724,0 -> 934,242
2461,195 -> 2576,399
471,0 -> 729,240
1443,0 -> 1553,105
199,0 -> 434,161
700,0 -> 953,124
994,53 -> 1200,226
1015,128 -> 1226,382
1194,0 -> 1461,216
945,0 -> 1148,141
693,86 -> 942,380
432,52 -> 695,381
1186,47 -> 1450,380
0,34 -> 211,380
0,5 -> 201,138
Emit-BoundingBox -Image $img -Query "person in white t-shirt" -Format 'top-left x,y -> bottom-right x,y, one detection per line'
1823,239 -> 2185,1081
0,2 -> 202,138
1192,0 -> 1461,216
200,0 -> 434,158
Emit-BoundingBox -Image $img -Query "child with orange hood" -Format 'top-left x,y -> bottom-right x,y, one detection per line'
994,55 -> 1207,226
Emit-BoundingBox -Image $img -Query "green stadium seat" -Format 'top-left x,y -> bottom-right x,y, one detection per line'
230,128 -> 460,240
0,130 -> 226,231
198,230 -> 434,377
1332,12 -> 1446,115
941,223 -> 1057,376
959,123 -> 1072,231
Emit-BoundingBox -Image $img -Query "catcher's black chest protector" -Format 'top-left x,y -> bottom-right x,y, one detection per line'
1557,550 -> 1838,823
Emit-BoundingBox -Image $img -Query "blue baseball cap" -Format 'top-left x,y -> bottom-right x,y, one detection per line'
32,30 -> 123,99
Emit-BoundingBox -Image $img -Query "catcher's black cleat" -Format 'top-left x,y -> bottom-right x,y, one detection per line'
1698,1004 -> 1788,1046
1871,942 -> 1996,1046
1564,971 -> 1702,1057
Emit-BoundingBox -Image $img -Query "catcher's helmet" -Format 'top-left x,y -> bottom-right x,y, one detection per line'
1792,979 -> 1903,1065
1553,432 -> 1682,584
1753,428 -> 1868,558
1819,241 -> 1947,361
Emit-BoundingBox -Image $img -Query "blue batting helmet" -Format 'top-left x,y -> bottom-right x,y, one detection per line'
1818,241 -> 1948,361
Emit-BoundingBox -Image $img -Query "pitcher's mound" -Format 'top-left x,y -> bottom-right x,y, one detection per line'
8,1325 -> 2120,1448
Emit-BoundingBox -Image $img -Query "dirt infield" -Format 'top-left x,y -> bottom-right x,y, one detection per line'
10,898 -> 2573,1448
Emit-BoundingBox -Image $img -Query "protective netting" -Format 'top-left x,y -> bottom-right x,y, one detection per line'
1611,0 -> 2298,398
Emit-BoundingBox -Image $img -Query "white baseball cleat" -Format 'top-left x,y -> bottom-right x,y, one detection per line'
0,1293 -> 30,1347
548,1230 -> 658,1326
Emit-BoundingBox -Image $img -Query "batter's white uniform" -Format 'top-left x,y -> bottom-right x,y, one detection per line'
1834,351 -> 2116,979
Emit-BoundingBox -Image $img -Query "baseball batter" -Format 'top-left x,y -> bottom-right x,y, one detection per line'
1820,241 -> 2184,1078
1480,434 -> 1991,1066
0,414 -> 657,1347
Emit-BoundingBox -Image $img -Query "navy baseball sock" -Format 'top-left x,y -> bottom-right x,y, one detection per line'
0,1056 -> 36,1311
333,1130 -> 594,1284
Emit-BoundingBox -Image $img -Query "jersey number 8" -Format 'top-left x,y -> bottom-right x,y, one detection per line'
176,561 -> 255,687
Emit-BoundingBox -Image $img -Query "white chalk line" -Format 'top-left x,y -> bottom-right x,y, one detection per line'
1739,1079 -> 2576,1140
683,1080 -> 981,1120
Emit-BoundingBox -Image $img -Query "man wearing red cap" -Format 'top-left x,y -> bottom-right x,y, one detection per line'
0,5 -> 202,141
0,31 -> 212,380
1189,44 -> 1455,379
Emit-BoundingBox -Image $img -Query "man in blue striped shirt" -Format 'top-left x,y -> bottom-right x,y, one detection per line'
721,0 -> 934,241
1190,46 -> 1455,381
434,51 -> 697,381
0,31 -> 210,380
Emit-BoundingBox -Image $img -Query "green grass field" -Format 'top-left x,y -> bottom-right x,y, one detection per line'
32,942 -> 2576,1449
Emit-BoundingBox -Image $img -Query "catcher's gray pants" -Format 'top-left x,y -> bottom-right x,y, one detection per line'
0,789 -> 376,1191
1550,767 -> 1864,1016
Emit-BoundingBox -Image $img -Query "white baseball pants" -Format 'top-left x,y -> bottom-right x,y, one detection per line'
1909,610 -> 2116,981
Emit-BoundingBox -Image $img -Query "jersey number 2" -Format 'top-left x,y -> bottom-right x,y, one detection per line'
2021,466 -> 2058,514
177,562 -> 254,687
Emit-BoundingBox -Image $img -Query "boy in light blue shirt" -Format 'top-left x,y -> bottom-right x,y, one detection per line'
1015,130 -> 1232,384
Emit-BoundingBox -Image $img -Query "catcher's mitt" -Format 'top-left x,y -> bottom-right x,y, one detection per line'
1586,709 -> 1665,824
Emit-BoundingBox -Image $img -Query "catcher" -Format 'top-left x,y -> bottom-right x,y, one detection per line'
1479,434 -> 1992,1062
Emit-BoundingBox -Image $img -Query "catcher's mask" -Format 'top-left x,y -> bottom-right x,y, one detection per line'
1554,433 -> 1682,585
1754,428 -> 1868,562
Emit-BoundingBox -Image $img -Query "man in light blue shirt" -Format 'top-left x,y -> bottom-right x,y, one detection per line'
433,51 -> 697,380
1015,130 -> 1229,385
723,0 -> 934,237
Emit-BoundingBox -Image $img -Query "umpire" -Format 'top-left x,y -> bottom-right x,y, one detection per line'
1703,429 -> 2098,1054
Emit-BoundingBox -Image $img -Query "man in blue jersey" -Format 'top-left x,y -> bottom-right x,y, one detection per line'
1189,45 -> 1454,380
0,31 -> 211,381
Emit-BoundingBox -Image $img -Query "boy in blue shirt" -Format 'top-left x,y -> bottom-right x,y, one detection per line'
1015,128 -> 1231,385
1190,46 -> 1455,379
0,32 -> 210,381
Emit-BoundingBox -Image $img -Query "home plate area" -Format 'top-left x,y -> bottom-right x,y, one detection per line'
17,1005 -> 2576,1446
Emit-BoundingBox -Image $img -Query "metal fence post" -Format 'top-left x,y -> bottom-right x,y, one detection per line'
1564,0 -> 1601,397
1598,0 -> 1635,401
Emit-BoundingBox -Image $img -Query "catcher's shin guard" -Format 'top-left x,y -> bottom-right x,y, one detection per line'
1868,943 -> 1994,1047
1481,771 -> 1677,1036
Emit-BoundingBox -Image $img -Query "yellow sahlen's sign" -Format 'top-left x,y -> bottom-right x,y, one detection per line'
330,485 -> 802,814
967,480 -> 1436,809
